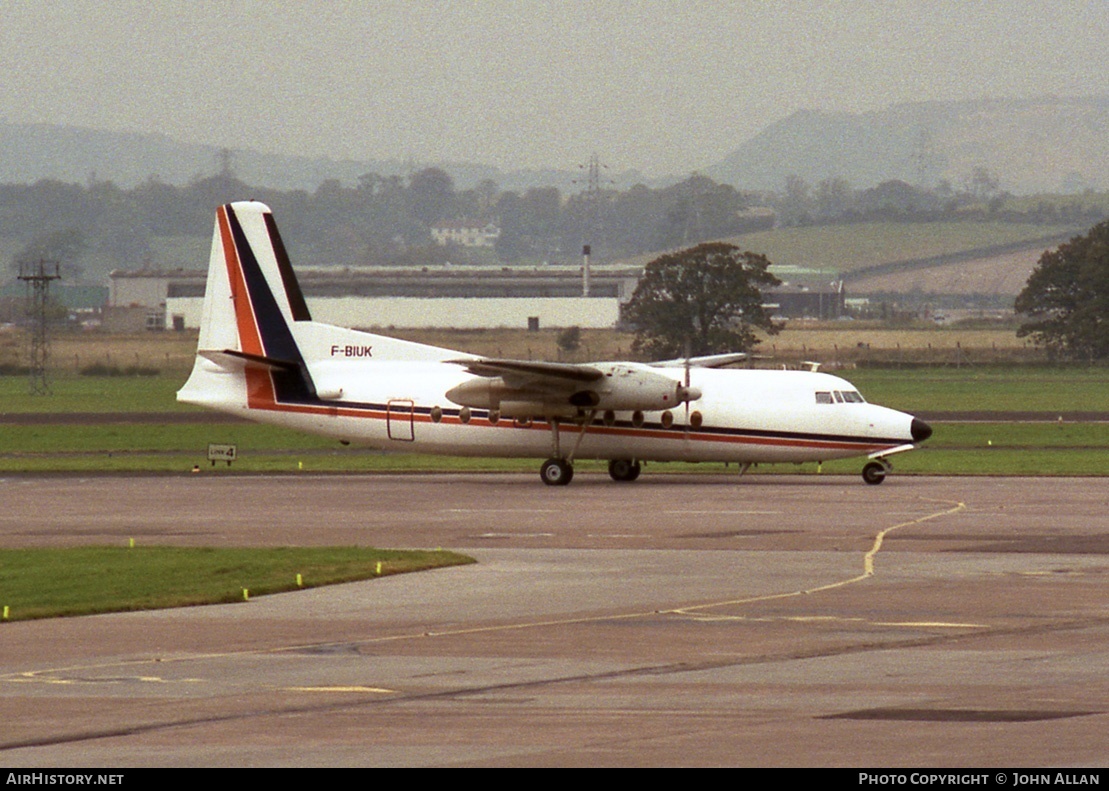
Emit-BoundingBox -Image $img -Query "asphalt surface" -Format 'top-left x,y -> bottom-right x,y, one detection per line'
0,473 -> 1106,767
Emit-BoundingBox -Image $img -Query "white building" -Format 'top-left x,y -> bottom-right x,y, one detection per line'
114,266 -> 637,331
430,220 -> 501,248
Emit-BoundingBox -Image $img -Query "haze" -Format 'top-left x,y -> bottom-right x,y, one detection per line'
1,1 -> 1105,177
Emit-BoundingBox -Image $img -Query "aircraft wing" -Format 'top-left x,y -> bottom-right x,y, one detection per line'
650,352 -> 748,369
447,357 -> 693,414
448,358 -> 604,389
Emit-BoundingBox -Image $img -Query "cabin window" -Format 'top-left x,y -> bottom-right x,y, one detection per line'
815,391 -> 833,404
459,406 -> 471,424
430,406 -> 443,423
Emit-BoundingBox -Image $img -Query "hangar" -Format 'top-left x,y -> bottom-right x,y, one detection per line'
109,265 -> 845,331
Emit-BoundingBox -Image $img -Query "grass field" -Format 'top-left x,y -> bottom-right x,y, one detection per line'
6,364 -> 1106,415
0,321 -> 1059,378
725,221 -> 1081,276
1,364 -> 1106,476
846,367 -> 1109,412
0,545 -> 474,621
1,326 -> 1105,477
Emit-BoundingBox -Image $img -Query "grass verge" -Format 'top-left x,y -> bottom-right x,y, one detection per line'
1,367 -> 1106,476
0,545 -> 475,622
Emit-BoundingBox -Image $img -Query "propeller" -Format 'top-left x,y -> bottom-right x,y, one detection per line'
676,340 -> 702,437
683,352 -> 692,438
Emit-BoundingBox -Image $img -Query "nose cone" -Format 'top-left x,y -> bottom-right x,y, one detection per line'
911,418 -> 933,443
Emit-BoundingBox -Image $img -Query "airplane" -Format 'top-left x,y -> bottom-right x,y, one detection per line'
177,201 -> 932,486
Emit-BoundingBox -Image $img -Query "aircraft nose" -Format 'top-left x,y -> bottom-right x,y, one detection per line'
911,418 -> 933,443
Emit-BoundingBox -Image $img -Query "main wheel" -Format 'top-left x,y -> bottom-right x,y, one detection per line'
862,461 -> 887,485
540,458 -> 574,486
608,459 -> 641,482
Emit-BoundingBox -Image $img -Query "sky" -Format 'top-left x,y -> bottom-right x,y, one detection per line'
1,1 -> 1105,177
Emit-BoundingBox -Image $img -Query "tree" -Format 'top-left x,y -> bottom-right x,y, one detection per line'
777,174 -> 812,226
653,175 -> 748,250
965,166 -> 1001,201
11,228 -> 86,280
556,325 -> 582,354
407,167 -> 455,225
814,177 -> 853,221
623,243 -> 781,359
1015,220 -> 1109,361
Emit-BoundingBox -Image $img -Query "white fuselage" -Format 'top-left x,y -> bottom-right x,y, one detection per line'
181,349 -> 917,465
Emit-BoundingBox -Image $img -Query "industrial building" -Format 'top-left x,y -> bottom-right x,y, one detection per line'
108,264 -> 845,331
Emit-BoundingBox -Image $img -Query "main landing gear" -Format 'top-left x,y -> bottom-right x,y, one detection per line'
862,459 -> 890,485
540,458 -> 574,486
540,457 -> 642,485
539,412 -> 643,486
608,459 -> 641,482
539,414 -> 593,486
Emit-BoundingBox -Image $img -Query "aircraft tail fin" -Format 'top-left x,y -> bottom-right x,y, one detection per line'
178,201 -> 468,413
178,201 -> 317,410
195,201 -> 310,357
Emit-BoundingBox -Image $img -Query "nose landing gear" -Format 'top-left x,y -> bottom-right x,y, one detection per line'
862,460 -> 890,485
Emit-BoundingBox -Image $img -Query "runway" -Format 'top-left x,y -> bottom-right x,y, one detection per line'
0,473 -> 1106,766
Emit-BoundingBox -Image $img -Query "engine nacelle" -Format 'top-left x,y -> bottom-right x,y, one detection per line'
572,365 -> 699,412
446,364 -> 700,417
446,379 -> 531,411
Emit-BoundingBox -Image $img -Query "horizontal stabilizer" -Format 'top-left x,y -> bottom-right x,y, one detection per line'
199,349 -> 302,373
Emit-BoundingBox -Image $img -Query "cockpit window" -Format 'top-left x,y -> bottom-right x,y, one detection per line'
818,390 -> 865,404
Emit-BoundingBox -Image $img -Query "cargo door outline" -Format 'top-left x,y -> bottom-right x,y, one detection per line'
387,399 -> 415,441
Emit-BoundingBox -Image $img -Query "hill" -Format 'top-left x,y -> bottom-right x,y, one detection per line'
707,96 -> 1109,194
0,121 -> 649,194
6,96 -> 1107,196
720,221 -> 1090,307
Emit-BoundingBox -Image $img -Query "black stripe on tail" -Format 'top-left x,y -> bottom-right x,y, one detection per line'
225,204 -> 317,403
264,212 -> 312,322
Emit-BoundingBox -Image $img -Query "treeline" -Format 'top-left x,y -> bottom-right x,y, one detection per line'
0,170 -> 765,281
2,167 -> 1106,284
775,170 -> 1108,226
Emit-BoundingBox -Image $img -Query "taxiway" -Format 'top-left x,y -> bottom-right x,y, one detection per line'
0,474 -> 1106,766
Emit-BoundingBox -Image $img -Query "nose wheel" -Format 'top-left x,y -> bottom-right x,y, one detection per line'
862,460 -> 889,485
540,458 -> 574,486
